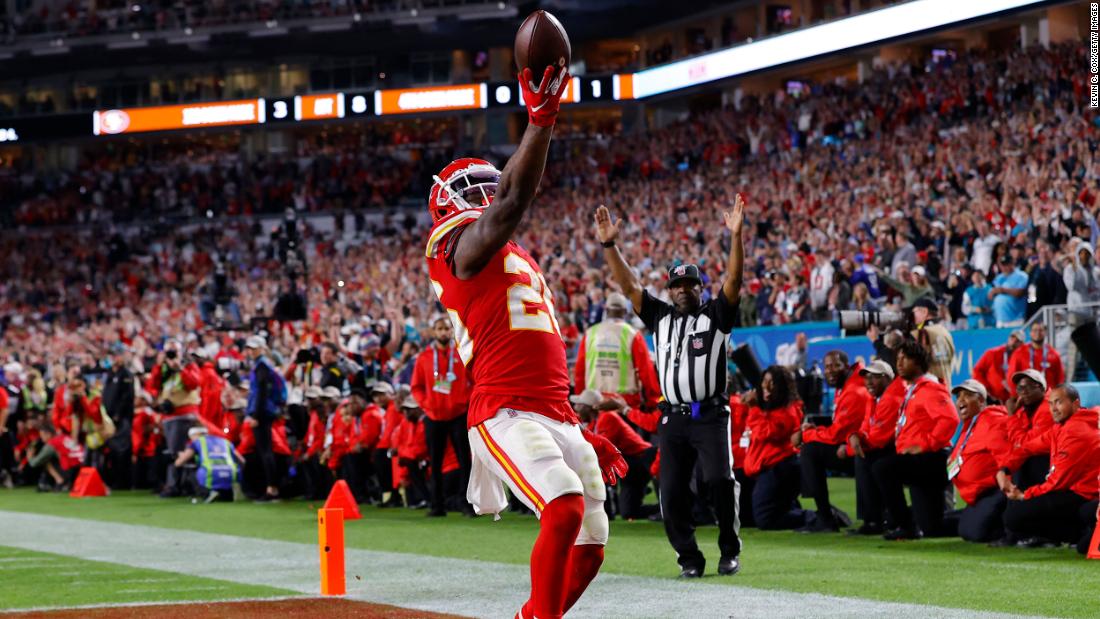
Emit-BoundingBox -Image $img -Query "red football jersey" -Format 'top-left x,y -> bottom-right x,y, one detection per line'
426,212 -> 574,427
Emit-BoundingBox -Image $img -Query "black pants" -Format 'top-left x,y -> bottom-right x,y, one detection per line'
162,415 -> 196,492
104,418 -> 132,490
302,456 -> 333,500
619,446 -> 657,519
800,441 -> 853,523
424,415 -> 472,513
1078,500 -> 1099,555
855,446 -> 891,524
1004,489 -> 1088,543
734,468 -> 756,528
872,450 -> 949,535
658,407 -> 741,570
1014,455 -> 1050,491
943,489 -> 1007,542
752,455 -> 808,530
252,416 -> 278,492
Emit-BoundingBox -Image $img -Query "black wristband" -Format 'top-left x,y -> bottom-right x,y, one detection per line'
601,240 -> 616,248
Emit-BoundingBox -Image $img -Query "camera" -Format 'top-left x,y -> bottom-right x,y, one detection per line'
165,350 -> 178,360
296,348 -> 320,365
838,310 -> 906,332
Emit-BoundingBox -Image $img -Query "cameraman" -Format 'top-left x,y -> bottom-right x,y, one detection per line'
319,342 -> 352,392
198,265 -> 242,326
145,339 -> 202,498
909,298 -> 955,389
244,335 -> 283,502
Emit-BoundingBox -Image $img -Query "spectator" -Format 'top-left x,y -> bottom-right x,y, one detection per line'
393,395 -> 430,509
990,255 -> 1029,327
1027,241 -> 1066,319
1001,370 -> 1055,491
243,335 -> 284,502
1002,385 -> 1100,548
102,342 -> 136,489
146,340 -> 202,497
25,423 -> 84,492
571,389 -> 656,520
909,298 -> 955,389
962,271 -> 993,329
1007,324 -> 1064,396
1063,240 -> 1100,325
794,351 -> 872,533
842,360 -> 904,535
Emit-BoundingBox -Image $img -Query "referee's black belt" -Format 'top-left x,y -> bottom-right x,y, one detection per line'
659,395 -> 727,415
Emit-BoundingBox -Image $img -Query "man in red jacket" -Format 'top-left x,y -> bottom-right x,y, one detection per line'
370,382 -> 404,507
394,394 -> 430,508
943,380 -> 1013,542
1001,369 -> 1055,489
410,315 -> 473,517
571,389 -> 655,520
1007,323 -> 1064,397
1002,384 -> 1100,546
972,330 -> 1024,403
841,360 -> 904,535
793,351 -> 872,532
872,340 -> 958,540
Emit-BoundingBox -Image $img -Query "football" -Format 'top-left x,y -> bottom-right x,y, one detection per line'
514,10 -> 571,77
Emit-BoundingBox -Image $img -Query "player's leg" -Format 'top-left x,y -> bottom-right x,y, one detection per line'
556,423 -> 608,613
469,413 -> 584,619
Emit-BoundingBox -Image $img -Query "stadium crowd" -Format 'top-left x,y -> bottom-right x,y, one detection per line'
0,40 -> 1098,553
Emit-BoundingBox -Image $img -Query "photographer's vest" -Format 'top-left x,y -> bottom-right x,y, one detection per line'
584,320 -> 639,395
195,435 -> 238,491
156,365 -> 201,413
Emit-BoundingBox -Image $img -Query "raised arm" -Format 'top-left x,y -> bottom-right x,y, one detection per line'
595,205 -> 644,313
451,67 -> 569,280
721,194 -> 746,306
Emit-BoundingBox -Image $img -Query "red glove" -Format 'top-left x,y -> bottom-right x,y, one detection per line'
519,65 -> 570,127
581,429 -> 628,486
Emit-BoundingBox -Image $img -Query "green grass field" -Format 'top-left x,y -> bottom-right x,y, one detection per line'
2,479 -> 1098,617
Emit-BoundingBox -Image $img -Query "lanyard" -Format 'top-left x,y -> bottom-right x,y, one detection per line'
433,345 -> 455,381
1031,345 -> 1049,371
1002,347 -> 1011,394
895,382 -> 925,436
951,413 -> 981,455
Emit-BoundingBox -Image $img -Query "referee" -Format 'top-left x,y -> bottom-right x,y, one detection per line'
594,195 -> 745,579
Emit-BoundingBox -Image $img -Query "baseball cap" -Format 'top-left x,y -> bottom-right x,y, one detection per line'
998,254 -> 1015,265
1008,329 -> 1026,342
568,389 -> 603,409
304,385 -> 323,400
1011,369 -> 1047,391
667,264 -> 702,287
859,360 -> 895,380
908,297 -> 937,313
911,265 -> 927,278
245,335 -> 267,349
349,387 -> 371,401
187,425 -> 209,439
370,382 -> 395,396
952,379 -> 988,401
605,292 -> 630,310
399,395 -> 420,410
322,386 -> 342,400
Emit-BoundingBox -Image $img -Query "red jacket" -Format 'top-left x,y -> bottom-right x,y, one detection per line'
145,362 -> 203,417
410,345 -> 471,421
304,410 -> 327,458
1001,397 -> 1055,471
849,378 -> 906,455
730,394 -> 748,468
51,388 -> 93,436
48,434 -> 85,470
131,407 -> 163,459
325,409 -> 359,470
1023,408 -> 1100,501
895,376 -> 958,453
198,363 -> 225,425
972,345 -> 1014,403
804,364 -> 873,446
593,411 -> 651,456
237,418 -> 291,457
1007,344 -> 1064,396
394,416 -> 428,462
949,406 -> 1013,505
359,404 -> 384,450
573,328 -> 662,411
375,401 -> 403,450
741,402 -> 802,477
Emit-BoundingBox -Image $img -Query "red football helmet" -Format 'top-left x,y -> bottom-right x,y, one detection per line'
428,157 -> 501,223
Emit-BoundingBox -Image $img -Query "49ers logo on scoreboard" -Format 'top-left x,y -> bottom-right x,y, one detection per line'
99,109 -> 131,135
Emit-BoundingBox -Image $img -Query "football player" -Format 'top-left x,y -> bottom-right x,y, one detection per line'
425,64 -> 626,619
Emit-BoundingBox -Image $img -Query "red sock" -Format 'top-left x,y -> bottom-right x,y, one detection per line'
563,544 -> 605,612
529,494 -> 584,619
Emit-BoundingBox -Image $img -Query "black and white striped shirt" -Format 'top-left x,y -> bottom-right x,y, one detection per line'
639,290 -> 737,405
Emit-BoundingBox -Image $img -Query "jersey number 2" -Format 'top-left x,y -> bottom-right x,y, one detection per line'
504,253 -> 562,338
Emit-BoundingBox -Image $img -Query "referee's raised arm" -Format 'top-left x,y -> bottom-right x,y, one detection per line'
594,205 -> 644,313
721,194 -> 746,306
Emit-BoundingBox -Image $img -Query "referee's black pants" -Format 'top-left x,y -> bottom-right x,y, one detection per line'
799,441 -> 853,525
658,406 -> 741,571
872,450 -> 948,536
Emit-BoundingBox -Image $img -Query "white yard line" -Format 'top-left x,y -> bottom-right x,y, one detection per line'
0,511 -> 1053,619
1,595 -> 307,614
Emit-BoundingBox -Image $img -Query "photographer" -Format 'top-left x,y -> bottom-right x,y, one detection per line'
146,340 -> 202,498
244,335 -> 285,502
198,264 -> 242,326
319,342 -> 352,392
909,298 -> 955,389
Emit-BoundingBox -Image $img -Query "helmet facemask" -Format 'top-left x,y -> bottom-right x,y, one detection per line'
431,163 -> 500,221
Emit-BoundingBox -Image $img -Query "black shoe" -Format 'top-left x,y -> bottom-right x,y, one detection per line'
647,513 -> 664,522
158,489 -> 181,499
1017,536 -> 1058,548
462,508 -> 477,518
830,506 -> 853,528
883,526 -> 922,541
987,537 -> 1015,548
678,566 -> 704,579
426,509 -> 447,518
717,556 -> 740,576
796,517 -> 839,534
847,522 -> 884,536
409,500 -> 428,509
